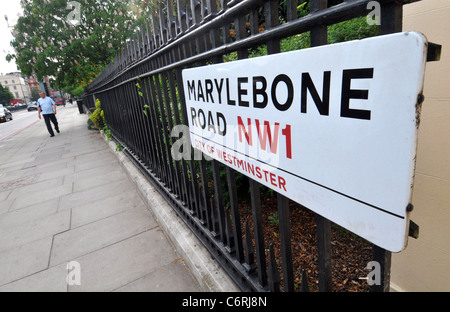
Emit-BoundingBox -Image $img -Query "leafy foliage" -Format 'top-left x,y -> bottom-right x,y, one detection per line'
7,0 -> 151,95
0,83 -> 15,104
89,98 -> 105,129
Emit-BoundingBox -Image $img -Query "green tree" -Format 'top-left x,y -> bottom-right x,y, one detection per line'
30,88 -> 41,101
6,0 -> 151,95
0,84 -> 15,104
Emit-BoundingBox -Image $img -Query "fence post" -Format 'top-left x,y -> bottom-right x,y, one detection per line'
310,0 -> 333,293
372,245 -> 392,292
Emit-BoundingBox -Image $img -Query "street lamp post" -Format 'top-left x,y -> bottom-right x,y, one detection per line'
4,15 -> 12,28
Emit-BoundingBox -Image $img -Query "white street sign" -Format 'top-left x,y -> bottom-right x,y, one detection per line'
182,32 -> 428,252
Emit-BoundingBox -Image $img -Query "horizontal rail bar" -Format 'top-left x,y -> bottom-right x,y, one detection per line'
89,0 -> 405,94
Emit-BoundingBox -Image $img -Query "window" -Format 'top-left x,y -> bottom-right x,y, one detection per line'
12,80 -> 15,83
14,86 -> 17,90
15,92 -> 19,97
4,81 -> 7,84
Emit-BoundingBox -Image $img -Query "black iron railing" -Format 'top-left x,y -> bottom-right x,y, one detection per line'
84,0 -> 421,292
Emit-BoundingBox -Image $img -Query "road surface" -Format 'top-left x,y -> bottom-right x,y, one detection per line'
0,109 -> 40,143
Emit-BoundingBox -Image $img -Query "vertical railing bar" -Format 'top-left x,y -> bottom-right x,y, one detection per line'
191,2 -> 217,229
141,76 -> 162,175
177,0 -> 188,59
309,0 -> 332,293
167,0 -> 176,41
160,71 -> 182,198
199,158 -> 212,228
186,3 -> 195,57
175,67 -> 202,218
135,32 -> 140,62
146,19 -> 155,54
133,33 -> 139,62
379,0 -> 403,35
243,220 -> 256,272
152,13 -> 161,49
212,160 -> 227,242
124,81 -> 140,155
110,88 -> 122,142
143,21 -> 150,56
234,13 -> 248,59
264,0 -> 281,54
128,37 -> 134,65
137,29 -> 143,63
300,269 -> 309,292
167,69 -> 191,206
122,82 -> 136,153
132,66 -> 146,160
152,74 -> 175,189
227,167 -> 244,262
148,74 -> 171,186
159,3 -> 169,45
368,0 -> 402,292
177,0 -> 187,34
233,8 -> 264,287
249,179 -> 267,287
249,8 -> 259,36
286,0 -> 297,22
277,194 -> 294,292
316,213 -> 332,292
372,244 -> 392,292
268,243 -> 281,292
137,73 -> 154,169
130,77 -> 147,161
140,77 -> 159,172
151,77 -> 169,181
130,78 -> 146,160
263,0 -> 292,291
223,205 -> 235,253
132,64 -> 149,161
190,0 -> 202,26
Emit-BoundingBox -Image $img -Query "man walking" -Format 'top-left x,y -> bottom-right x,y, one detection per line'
37,91 -> 60,137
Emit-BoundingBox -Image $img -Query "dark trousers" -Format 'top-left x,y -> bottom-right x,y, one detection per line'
43,114 -> 59,136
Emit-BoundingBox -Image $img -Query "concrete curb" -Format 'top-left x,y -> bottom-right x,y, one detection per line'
101,132 -> 241,292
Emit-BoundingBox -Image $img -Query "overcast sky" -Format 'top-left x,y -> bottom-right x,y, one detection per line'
0,0 -> 23,75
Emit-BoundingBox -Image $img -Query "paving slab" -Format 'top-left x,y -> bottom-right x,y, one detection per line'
0,263 -> 68,292
0,199 -> 14,215
114,261 -> 201,292
58,179 -> 132,211
38,166 -> 75,183
67,229 -> 186,292
0,210 -> 70,253
50,206 -> 158,266
0,190 -> 11,202
0,237 -> 53,287
9,183 -> 73,211
0,198 -> 59,229
70,191 -> 145,228
0,105 -> 204,292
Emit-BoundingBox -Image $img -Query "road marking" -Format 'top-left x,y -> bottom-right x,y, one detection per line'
0,119 -> 40,142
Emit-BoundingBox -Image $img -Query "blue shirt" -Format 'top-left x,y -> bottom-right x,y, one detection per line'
37,97 -> 55,114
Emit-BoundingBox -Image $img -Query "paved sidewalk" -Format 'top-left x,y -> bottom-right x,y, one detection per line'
0,104 -> 201,292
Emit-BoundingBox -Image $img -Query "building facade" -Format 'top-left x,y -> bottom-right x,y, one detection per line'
391,0 -> 450,291
24,73 -> 41,93
0,72 -> 31,103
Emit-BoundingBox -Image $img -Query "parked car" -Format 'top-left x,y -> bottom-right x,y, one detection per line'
27,101 -> 38,111
0,107 -> 13,123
